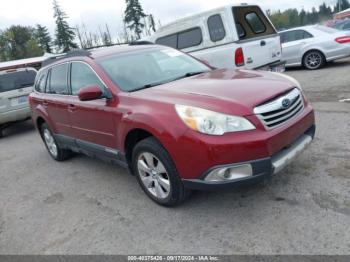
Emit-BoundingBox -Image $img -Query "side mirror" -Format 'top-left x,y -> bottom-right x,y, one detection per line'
78,85 -> 103,101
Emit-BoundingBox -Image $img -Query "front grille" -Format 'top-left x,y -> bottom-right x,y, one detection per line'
254,88 -> 304,130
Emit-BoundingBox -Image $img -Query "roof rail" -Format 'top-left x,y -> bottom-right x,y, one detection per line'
129,41 -> 154,45
42,49 -> 92,67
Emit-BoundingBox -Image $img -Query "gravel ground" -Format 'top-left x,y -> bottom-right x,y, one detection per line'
0,59 -> 349,255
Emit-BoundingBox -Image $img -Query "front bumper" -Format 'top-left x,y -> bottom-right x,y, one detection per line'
182,125 -> 315,190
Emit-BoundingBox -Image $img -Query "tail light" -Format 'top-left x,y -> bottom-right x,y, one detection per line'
235,48 -> 245,67
335,36 -> 350,44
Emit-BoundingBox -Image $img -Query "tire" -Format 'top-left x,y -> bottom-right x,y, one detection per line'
303,50 -> 325,70
132,137 -> 190,207
40,123 -> 71,161
0,128 -> 3,139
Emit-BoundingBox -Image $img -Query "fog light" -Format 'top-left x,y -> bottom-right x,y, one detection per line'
205,164 -> 253,182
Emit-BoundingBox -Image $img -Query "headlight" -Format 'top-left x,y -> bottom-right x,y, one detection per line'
175,105 -> 255,135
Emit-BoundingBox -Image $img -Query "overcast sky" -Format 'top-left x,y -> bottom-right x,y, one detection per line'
0,0 -> 339,37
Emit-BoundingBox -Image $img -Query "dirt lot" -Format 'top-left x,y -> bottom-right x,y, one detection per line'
0,59 -> 349,255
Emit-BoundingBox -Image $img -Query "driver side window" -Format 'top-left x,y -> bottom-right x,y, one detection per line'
70,62 -> 105,95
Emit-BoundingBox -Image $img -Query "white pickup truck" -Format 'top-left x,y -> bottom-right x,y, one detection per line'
145,4 -> 285,71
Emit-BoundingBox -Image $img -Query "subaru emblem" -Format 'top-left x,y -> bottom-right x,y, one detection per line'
282,98 -> 291,109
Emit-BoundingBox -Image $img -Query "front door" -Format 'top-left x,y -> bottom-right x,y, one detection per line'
67,62 -> 117,150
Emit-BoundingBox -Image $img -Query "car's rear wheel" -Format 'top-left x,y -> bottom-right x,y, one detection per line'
303,50 -> 325,70
132,137 -> 190,207
40,123 -> 71,161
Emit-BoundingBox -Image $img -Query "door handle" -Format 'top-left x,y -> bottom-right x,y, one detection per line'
68,104 -> 76,112
260,40 -> 266,46
43,100 -> 48,107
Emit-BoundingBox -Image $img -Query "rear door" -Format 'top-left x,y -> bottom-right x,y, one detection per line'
45,63 -> 71,135
0,69 -> 36,118
280,30 -> 314,65
232,6 -> 282,69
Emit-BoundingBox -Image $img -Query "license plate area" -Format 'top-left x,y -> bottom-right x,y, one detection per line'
258,62 -> 286,73
11,96 -> 28,106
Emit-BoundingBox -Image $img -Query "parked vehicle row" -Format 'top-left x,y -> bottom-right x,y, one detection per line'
280,25 -> 350,70
29,45 -> 315,206
0,68 -> 37,137
332,19 -> 350,32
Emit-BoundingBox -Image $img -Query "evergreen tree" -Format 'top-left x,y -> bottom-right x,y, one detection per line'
35,24 -> 52,53
149,14 -> 156,32
124,0 -> 147,39
0,25 -> 43,61
299,9 -> 307,26
53,0 -> 77,52
335,0 -> 350,12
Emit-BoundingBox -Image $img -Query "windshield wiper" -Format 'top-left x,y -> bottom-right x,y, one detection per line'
131,71 -> 208,92
131,81 -> 167,92
170,71 -> 208,82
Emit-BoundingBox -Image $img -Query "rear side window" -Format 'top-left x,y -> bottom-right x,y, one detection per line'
344,22 -> 350,30
208,14 -> 226,42
48,64 -> 68,95
280,30 -> 313,44
156,34 -> 177,48
233,6 -> 276,40
0,70 -> 36,93
70,62 -> 104,95
245,12 -> 266,34
35,70 -> 48,93
178,28 -> 202,49
156,27 -> 203,50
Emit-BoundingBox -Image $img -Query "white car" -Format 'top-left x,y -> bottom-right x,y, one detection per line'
145,4 -> 285,72
280,25 -> 350,70
0,68 -> 37,137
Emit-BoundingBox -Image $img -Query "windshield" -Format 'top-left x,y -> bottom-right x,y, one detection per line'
0,70 -> 36,93
97,47 -> 210,92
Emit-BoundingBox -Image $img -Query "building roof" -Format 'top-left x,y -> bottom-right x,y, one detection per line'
0,53 -> 59,70
335,8 -> 350,15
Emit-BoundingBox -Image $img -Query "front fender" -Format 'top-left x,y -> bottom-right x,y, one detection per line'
117,111 -> 188,155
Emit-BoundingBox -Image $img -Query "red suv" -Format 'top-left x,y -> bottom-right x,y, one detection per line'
29,45 -> 315,206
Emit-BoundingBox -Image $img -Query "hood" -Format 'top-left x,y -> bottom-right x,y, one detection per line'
133,69 -> 297,116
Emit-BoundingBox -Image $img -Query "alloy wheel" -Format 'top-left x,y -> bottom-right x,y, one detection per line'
305,52 -> 322,69
137,152 -> 171,199
43,128 -> 58,158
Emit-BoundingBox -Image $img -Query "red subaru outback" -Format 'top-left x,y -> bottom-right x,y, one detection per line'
29,45 -> 315,206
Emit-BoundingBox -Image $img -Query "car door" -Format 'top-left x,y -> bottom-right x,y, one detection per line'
281,30 -> 314,65
67,61 -> 117,151
45,63 -> 71,135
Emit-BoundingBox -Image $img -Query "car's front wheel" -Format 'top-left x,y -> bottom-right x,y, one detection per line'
40,123 -> 71,161
132,137 -> 190,207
